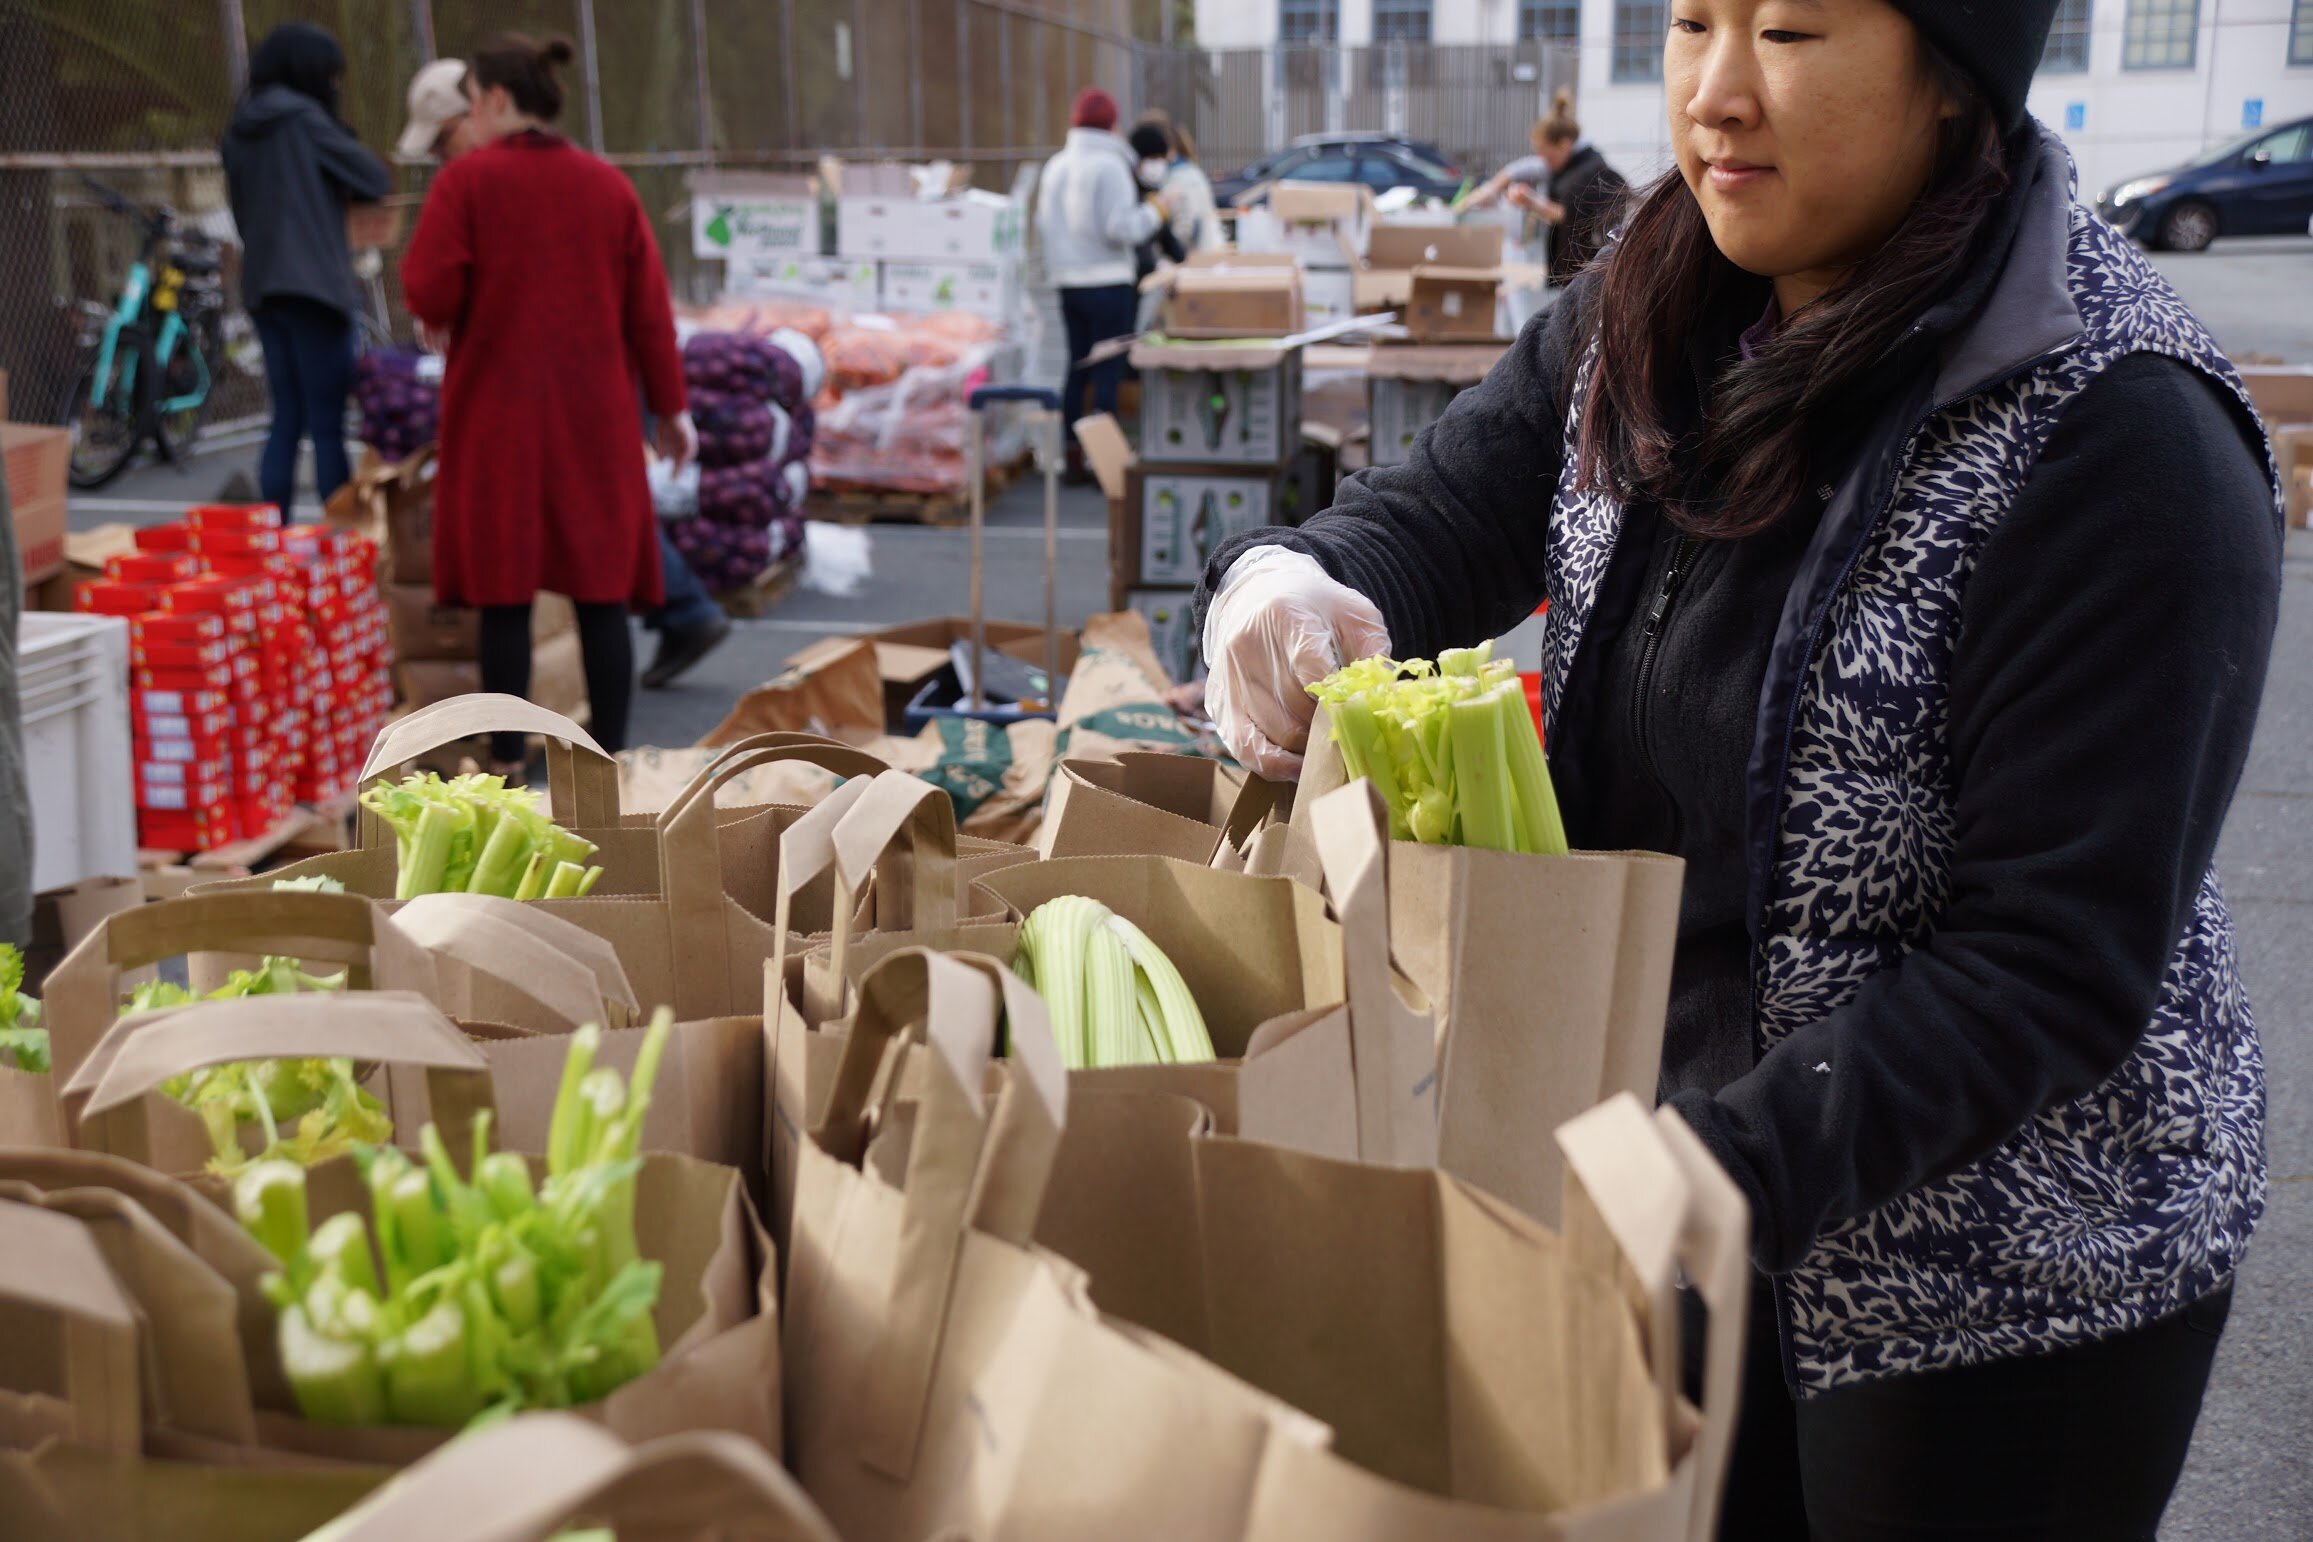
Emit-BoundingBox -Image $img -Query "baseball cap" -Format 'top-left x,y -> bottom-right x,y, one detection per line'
397,58 -> 469,160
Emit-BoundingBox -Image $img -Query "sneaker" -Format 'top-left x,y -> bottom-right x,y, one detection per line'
641,612 -> 732,689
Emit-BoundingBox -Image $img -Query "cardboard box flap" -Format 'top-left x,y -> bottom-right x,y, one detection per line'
1354,269 -> 1414,310
1073,412 -> 1136,504
1410,265 -> 1503,284
1367,341 -> 1511,384
1129,338 -> 1293,371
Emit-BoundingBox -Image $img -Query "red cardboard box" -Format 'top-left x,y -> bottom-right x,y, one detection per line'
134,664 -> 233,693
76,581 -> 161,617
133,704 -> 235,740
133,524 -> 193,553
163,575 -> 256,616
139,807 -> 237,853
131,637 -> 233,671
106,551 -> 198,585
129,610 -> 226,645
138,777 -> 233,812
186,502 -> 283,531
190,527 -> 284,559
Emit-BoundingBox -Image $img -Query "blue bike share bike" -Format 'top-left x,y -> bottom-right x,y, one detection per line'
63,175 -> 230,490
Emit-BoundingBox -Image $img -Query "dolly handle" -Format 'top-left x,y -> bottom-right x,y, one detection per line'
967,384 -> 1061,411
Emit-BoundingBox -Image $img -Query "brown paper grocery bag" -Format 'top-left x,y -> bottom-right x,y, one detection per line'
0,1071 -> 62,1149
1032,1092 -> 1749,1542
0,1197 -> 387,1542
699,635 -> 887,748
1035,751 -> 1285,865
781,948 -> 1327,1541
60,992 -> 494,1178
1275,710 -> 1686,1224
39,890 -> 443,1111
312,1411 -> 837,1542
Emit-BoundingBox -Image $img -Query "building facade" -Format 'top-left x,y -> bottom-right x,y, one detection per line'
1193,0 -> 2313,199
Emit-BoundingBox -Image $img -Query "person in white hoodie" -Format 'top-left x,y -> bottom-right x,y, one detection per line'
1037,87 -> 1169,477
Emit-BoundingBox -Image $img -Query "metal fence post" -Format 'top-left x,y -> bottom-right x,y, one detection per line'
689,0 -> 712,152
219,0 -> 249,94
576,0 -> 606,153
780,0 -> 800,151
408,0 -> 435,61
956,0 -> 973,152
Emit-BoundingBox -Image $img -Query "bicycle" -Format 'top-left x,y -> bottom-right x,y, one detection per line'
62,175 -> 230,490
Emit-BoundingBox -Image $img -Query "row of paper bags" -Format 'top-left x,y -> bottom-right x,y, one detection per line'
0,691 -> 1744,1542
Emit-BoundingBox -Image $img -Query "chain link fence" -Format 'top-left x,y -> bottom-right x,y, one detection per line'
0,0 -> 1569,445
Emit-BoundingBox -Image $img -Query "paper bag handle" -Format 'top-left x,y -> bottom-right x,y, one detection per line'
658,736 -> 895,1009
817,948 -> 1066,1482
358,694 -> 617,843
318,1411 -> 839,1542
39,890 -> 436,1094
1306,780 -> 1438,1167
823,772 -> 962,1008
63,992 -> 495,1168
0,1198 -> 143,1454
1652,1105 -> 1751,1542
1557,1092 -> 1751,1542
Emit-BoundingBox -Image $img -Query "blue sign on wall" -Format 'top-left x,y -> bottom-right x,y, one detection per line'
2065,102 -> 2088,131
2244,98 -> 2265,130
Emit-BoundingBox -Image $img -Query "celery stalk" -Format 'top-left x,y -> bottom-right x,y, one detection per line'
1498,683 -> 1569,856
1448,692 -> 1517,852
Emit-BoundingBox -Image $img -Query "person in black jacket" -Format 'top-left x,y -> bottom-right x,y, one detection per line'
1198,2 -> 2280,1537
221,23 -> 390,516
1467,88 -> 1628,286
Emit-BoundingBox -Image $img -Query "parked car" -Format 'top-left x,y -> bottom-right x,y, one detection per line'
2097,116 -> 2313,252
1212,133 -> 1465,206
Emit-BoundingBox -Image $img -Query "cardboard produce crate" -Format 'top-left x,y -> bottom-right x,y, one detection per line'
4,420 -> 69,585
1133,339 -> 1306,467
1368,341 -> 1511,466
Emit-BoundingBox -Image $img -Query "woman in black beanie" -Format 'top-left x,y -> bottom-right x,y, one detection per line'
1200,2 -> 2278,1536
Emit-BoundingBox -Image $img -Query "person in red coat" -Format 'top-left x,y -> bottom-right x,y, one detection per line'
400,33 -> 695,772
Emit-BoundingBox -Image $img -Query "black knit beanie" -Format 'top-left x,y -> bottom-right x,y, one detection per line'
1887,0 -> 2063,131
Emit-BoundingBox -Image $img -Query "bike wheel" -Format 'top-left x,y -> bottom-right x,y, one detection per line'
62,341 -> 148,490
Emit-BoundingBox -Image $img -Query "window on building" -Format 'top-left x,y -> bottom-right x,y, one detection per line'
1612,2 -> 1667,83
2042,0 -> 2092,72
1278,0 -> 1338,44
1518,0 -> 1580,43
1373,0 -> 1432,42
2123,0 -> 2199,70
2291,0 -> 2313,65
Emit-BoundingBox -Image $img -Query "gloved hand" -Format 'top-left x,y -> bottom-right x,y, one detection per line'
1202,546 -> 1390,779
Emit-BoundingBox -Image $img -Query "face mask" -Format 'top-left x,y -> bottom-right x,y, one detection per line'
1138,159 -> 1167,188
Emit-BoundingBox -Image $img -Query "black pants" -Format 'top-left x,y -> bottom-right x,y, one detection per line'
1719,1276 -> 2231,1541
477,601 -> 634,762
1058,283 -> 1138,423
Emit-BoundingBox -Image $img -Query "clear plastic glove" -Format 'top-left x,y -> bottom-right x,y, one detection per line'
1202,546 -> 1391,780
654,409 -> 699,471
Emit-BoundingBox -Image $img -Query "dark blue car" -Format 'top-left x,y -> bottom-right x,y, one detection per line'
2097,115 -> 2313,252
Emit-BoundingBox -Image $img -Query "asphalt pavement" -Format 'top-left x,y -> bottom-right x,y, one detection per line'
65,234 -> 2313,1537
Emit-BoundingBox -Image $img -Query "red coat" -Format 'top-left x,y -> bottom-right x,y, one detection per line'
400,131 -> 683,609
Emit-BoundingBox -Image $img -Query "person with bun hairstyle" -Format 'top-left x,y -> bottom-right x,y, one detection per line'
1198,3 -> 2279,1534
1467,88 -> 1628,287
401,33 -> 696,773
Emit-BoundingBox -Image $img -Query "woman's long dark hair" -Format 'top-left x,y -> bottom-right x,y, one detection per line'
248,22 -> 346,120
472,33 -> 576,123
1574,48 -> 2010,539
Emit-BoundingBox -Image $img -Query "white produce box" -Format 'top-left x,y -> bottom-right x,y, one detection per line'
838,188 -> 1024,263
878,258 -> 1024,322
17,612 -> 135,891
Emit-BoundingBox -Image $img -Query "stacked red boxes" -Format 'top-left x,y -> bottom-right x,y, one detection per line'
78,502 -> 393,853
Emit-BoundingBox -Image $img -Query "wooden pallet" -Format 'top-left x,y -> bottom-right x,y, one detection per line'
136,793 -> 360,879
715,550 -> 803,619
804,453 -> 1030,528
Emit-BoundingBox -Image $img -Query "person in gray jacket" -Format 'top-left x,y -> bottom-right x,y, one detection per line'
1036,87 -> 1169,478
221,23 -> 390,517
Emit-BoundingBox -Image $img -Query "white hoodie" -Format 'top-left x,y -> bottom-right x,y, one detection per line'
1035,127 -> 1164,288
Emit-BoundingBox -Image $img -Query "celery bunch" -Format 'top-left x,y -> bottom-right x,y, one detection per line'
0,943 -> 46,1074
135,954 -> 390,1175
360,772 -> 603,902
1309,642 -> 1569,855
236,1011 -> 674,1428
1014,897 -> 1216,1071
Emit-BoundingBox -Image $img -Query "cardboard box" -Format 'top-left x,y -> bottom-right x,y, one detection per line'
2239,365 -> 2313,426
690,169 -> 821,263
395,626 -> 587,719
1300,267 -> 1356,329
2291,463 -> 2313,531
1366,220 -> 1507,272
1125,588 -> 1200,683
1131,339 -> 1305,466
1405,266 -> 1504,343
385,582 -> 479,660
836,186 -> 1023,262
1079,412 -> 1329,600
4,420 -> 70,584
1257,181 -> 1373,269
877,257 -> 1023,321
1367,341 -> 1510,466
1152,262 -> 1303,339
727,253 -> 878,310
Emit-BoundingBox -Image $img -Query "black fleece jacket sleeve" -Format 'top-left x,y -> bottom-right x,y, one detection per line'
1195,276 -> 1590,655
1671,352 -> 2282,1273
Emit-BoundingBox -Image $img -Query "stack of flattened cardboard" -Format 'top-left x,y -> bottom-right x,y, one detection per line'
2238,365 -> 2313,528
